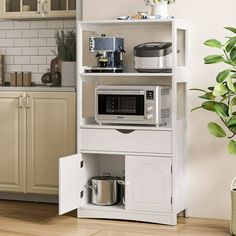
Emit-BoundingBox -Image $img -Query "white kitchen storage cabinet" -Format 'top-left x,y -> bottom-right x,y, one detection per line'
59,19 -> 189,225
0,91 -> 76,195
0,0 -> 81,19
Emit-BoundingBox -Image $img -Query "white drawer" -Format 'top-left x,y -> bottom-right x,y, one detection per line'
80,128 -> 172,154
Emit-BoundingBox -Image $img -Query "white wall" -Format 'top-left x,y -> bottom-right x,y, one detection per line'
83,0 -> 236,220
0,20 -> 75,83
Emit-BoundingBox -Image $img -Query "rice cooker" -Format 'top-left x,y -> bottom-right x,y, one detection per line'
134,42 -> 172,73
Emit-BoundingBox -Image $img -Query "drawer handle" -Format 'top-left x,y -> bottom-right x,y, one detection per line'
116,129 -> 135,134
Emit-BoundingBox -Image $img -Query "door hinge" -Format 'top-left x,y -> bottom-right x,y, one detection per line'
80,190 -> 83,199
80,161 -> 84,168
171,165 -> 173,173
171,197 -> 173,204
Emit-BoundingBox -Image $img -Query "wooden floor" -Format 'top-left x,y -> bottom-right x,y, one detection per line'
0,200 -> 231,236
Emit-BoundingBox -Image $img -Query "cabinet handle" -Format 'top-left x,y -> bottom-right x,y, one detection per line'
18,96 -> 23,109
116,129 -> 135,134
37,0 -> 42,15
43,0 -> 48,14
26,96 -> 30,109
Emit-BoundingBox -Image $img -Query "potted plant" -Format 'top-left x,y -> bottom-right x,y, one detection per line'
144,0 -> 175,18
191,27 -> 236,235
55,30 -> 76,87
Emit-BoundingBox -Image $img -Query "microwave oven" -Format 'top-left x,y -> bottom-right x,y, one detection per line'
95,85 -> 171,125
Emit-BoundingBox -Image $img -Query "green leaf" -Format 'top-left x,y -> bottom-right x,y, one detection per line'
229,126 -> 236,134
230,47 -> 236,63
216,69 -> 231,83
191,106 -> 202,112
208,122 -> 226,138
208,87 -> 214,91
231,97 -> 236,106
227,116 -> 236,127
204,39 -> 222,48
213,83 -> 228,96
232,73 -> 236,78
227,78 -> 236,92
202,101 -> 215,111
228,140 -> 236,155
204,55 -> 225,64
199,92 -> 215,100
214,102 -> 229,118
225,27 -> 236,34
226,37 -> 236,52
190,88 -> 207,93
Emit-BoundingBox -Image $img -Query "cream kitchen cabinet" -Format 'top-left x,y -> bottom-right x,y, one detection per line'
0,0 -> 80,19
0,91 -> 76,195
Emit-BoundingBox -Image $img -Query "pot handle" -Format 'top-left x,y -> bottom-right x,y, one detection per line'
84,184 -> 98,193
117,180 -> 130,186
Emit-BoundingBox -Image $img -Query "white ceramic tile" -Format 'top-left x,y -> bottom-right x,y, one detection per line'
6,30 -> 21,38
22,29 -> 38,38
32,73 -> 43,83
0,39 -> 14,47
22,47 -> 38,56
38,47 -> 56,56
14,38 -> 30,47
39,65 -> 50,73
22,65 -> 39,73
6,48 -> 22,56
5,56 -> 14,64
63,20 -> 76,28
14,56 -> 30,64
30,38 -> 46,46
6,64 -> 22,72
0,48 -> 6,54
30,21 -> 47,29
31,56 -> 47,64
0,21 -> 13,29
14,21 -> 30,29
47,55 -> 55,64
0,30 -> 6,38
47,20 -> 63,29
46,38 -> 56,46
39,29 -> 57,38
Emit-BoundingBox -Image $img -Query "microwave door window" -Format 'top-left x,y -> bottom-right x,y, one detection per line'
98,95 -> 144,116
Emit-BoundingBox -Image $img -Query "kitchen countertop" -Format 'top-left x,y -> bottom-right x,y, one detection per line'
0,86 -> 76,92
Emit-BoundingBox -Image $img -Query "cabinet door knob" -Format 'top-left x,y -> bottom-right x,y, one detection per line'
116,129 -> 135,134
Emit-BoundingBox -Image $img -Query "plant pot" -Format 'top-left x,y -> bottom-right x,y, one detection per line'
151,2 -> 169,19
61,61 -> 77,87
231,177 -> 236,235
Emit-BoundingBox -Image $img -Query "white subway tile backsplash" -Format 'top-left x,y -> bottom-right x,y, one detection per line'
30,21 -> 47,29
14,38 -> 30,47
0,21 -> 13,30
0,39 -> 14,47
31,56 -> 47,64
5,56 -> 14,64
0,30 -> 6,38
47,21 -> 63,29
0,19 -> 75,83
22,29 -> 38,38
6,48 -> 22,55
39,65 -> 50,73
14,56 -> 30,65
39,47 -> 56,56
6,64 -> 22,72
30,38 -> 47,46
22,65 -> 39,73
14,21 -> 30,29
39,29 -> 57,38
22,47 -> 38,56
46,38 -> 56,47
6,30 -> 21,38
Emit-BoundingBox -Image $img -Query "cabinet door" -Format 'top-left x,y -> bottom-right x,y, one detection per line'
125,155 -> 172,213
26,92 -> 76,195
59,154 -> 80,215
0,92 -> 26,192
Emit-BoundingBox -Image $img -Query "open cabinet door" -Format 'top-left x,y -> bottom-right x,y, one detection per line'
59,154 -> 80,215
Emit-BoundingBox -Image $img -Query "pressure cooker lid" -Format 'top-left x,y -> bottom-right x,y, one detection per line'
134,42 -> 172,57
91,176 -> 121,181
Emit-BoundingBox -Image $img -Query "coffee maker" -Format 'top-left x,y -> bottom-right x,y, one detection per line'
85,34 -> 125,73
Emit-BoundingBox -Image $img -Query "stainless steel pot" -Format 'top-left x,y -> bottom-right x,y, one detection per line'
85,175 -> 121,206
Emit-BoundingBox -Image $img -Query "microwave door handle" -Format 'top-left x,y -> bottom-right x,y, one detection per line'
97,90 -> 144,95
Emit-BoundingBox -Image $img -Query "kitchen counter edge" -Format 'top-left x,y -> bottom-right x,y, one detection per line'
0,87 -> 76,92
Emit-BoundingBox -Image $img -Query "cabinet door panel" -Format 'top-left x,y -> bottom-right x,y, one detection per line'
126,155 -> 172,213
27,92 -> 75,195
0,92 -> 26,192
